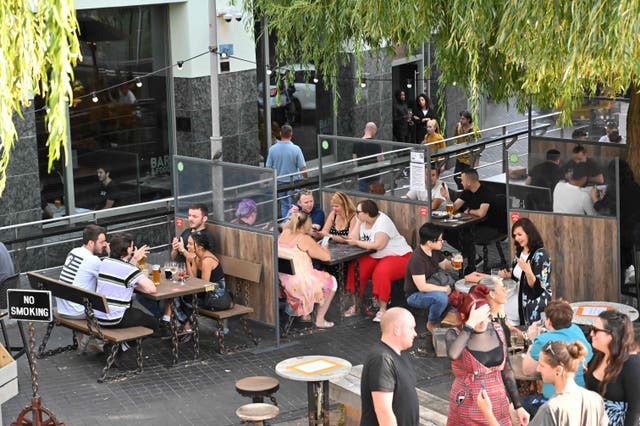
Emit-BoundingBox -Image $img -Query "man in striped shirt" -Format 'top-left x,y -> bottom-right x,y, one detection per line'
57,225 -> 108,319
95,233 -> 160,335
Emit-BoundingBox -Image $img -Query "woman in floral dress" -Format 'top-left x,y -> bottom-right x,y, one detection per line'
278,212 -> 337,328
499,217 -> 552,326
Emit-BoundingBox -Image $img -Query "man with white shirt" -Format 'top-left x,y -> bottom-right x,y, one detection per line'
58,225 -> 108,319
405,166 -> 448,211
552,163 -> 597,215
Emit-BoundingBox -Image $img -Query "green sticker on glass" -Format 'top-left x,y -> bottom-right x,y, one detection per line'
322,140 -> 329,150
177,161 -> 184,172
509,153 -> 519,163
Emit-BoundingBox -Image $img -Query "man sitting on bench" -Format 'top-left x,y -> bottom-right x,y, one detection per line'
58,224 -> 109,319
94,233 -> 168,340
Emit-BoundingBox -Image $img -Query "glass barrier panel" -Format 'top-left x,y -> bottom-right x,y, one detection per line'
174,157 -> 277,230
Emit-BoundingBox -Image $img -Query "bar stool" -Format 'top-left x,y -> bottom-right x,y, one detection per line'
236,403 -> 279,426
235,376 -> 280,405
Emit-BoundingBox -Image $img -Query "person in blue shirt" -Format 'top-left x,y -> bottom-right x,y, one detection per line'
265,124 -> 308,218
283,189 -> 325,238
521,299 -> 593,416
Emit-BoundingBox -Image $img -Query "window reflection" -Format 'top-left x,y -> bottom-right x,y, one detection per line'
37,5 -> 171,217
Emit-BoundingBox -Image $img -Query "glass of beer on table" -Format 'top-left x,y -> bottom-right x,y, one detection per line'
152,264 -> 161,285
452,253 -> 463,270
446,202 -> 455,216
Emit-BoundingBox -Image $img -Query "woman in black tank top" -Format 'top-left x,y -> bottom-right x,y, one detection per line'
320,192 -> 357,243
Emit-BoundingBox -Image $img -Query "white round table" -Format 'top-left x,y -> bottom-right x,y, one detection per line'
570,301 -> 639,325
276,355 -> 352,426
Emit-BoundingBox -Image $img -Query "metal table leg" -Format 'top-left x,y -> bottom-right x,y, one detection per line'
170,298 -> 179,365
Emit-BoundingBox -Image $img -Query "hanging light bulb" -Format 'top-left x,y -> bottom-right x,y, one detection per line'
177,61 -> 184,70
406,80 -> 413,89
91,92 -> 98,103
135,78 -> 143,88
360,80 -> 367,88
313,76 -> 319,84
266,68 -> 272,76
220,52 -> 228,59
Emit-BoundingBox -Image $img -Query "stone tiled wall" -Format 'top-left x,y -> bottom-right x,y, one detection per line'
337,51 -> 394,140
0,107 -> 41,242
174,69 -> 261,165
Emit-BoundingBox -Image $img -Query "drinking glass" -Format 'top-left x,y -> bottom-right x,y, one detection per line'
452,254 -> 463,270
445,202 -> 455,216
177,263 -> 186,285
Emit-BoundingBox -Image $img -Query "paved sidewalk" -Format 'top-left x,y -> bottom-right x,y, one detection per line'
0,308 -> 452,426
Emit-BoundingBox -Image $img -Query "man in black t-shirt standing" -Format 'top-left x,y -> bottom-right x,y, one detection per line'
352,122 -> 384,192
360,308 -> 419,426
442,168 -> 505,273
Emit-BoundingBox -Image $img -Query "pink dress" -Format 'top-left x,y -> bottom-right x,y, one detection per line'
278,235 -> 334,317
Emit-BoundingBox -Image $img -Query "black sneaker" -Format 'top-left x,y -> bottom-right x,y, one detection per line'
152,327 -> 172,340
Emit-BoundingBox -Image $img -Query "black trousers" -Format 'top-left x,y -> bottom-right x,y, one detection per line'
445,225 -> 503,270
106,308 -> 159,334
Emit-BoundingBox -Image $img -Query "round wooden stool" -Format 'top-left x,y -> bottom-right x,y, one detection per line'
235,376 -> 280,405
236,403 -> 279,426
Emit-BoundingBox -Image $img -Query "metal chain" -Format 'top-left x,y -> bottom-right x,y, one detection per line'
27,323 -> 39,399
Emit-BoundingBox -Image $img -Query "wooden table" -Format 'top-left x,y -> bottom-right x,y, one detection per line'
432,213 -> 485,278
276,355 -> 352,426
321,242 -> 374,318
137,275 -> 216,365
570,301 -> 639,325
431,212 -> 485,230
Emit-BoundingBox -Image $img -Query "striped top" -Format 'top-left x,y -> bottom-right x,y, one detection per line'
94,258 -> 144,325
57,247 -> 101,317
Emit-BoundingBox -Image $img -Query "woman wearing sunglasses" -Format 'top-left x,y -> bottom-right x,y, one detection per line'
585,310 -> 640,426
478,340 -> 607,425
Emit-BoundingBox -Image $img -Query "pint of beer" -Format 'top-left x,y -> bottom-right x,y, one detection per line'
452,254 -> 463,270
446,203 -> 455,216
152,264 -> 161,285
138,255 -> 147,269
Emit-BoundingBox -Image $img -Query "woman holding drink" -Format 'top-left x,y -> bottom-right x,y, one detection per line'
186,232 -> 232,311
499,217 -> 552,326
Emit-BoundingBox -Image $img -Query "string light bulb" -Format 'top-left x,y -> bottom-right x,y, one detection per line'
313,76 -> 319,84
220,52 -> 228,59
135,78 -> 143,88
91,92 -> 98,103
177,61 -> 184,70
266,68 -> 272,76
360,80 -> 367,88
406,80 -> 412,89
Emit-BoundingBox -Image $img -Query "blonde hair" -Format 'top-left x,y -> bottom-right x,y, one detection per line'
331,192 -> 356,220
427,119 -> 441,134
287,212 -> 311,233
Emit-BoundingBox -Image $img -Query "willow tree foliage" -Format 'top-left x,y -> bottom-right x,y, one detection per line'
251,0 -> 640,171
0,0 -> 80,195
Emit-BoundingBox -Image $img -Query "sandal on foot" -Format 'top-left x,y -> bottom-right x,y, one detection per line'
299,315 -> 313,323
315,320 -> 334,329
343,305 -> 357,317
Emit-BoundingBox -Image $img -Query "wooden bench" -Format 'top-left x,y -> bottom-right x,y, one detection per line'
196,255 -> 261,354
27,272 -> 154,383
329,364 -> 449,426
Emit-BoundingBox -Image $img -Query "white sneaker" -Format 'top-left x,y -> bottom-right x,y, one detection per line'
625,265 -> 635,284
373,311 -> 384,322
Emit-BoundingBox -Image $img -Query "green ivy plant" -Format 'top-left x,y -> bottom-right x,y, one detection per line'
0,0 -> 80,195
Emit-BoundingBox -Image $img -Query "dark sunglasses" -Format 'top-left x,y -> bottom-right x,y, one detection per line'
590,325 -> 611,335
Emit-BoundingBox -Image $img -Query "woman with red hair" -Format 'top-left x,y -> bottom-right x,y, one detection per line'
446,285 -> 529,425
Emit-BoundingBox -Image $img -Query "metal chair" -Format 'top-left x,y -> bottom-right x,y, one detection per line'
0,273 -> 31,365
